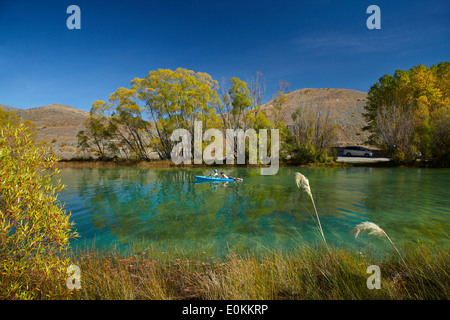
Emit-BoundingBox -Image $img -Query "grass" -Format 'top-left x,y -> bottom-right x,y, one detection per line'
59,242 -> 448,300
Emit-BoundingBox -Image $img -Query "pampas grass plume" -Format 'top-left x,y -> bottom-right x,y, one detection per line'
295,172 -> 328,249
351,221 -> 404,262
295,172 -> 312,197
351,221 -> 387,239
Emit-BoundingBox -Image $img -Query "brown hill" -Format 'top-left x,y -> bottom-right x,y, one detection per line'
21,104 -> 89,142
0,104 -> 90,159
21,104 -> 89,127
0,104 -> 21,113
260,88 -> 369,146
2,88 -> 369,158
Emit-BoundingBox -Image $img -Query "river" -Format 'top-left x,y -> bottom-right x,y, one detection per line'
56,166 -> 450,256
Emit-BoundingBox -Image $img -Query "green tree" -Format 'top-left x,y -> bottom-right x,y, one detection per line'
363,62 -> 450,164
132,68 -> 221,159
108,88 -> 152,160
0,107 -> 37,141
228,77 -> 253,130
217,76 -> 277,163
0,107 -> 21,127
216,77 -> 254,131
0,124 -> 78,299
81,68 -> 222,161
82,69 -> 288,163
77,100 -> 116,159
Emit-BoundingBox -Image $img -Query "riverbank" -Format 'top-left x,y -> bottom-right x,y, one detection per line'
26,242 -> 450,300
54,158 -> 447,169
53,157 -> 360,169
54,159 -> 346,169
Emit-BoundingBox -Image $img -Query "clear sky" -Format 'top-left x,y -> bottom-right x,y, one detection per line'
0,0 -> 449,111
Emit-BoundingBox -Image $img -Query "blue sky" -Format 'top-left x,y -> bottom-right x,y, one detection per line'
0,0 -> 449,111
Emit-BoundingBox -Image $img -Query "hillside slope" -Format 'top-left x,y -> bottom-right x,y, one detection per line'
21,104 -> 89,127
17,104 -> 88,145
0,104 -> 21,113
260,88 -> 369,146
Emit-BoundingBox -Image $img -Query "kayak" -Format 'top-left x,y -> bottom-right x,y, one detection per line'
195,175 -> 235,182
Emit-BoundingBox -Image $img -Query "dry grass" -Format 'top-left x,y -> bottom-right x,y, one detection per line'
62,242 -> 449,300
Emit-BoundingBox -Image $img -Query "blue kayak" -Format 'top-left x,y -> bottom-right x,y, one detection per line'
195,175 -> 235,182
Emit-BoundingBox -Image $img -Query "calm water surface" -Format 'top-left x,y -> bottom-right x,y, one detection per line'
56,167 -> 450,256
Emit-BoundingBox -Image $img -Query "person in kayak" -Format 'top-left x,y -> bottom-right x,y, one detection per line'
220,172 -> 243,181
209,169 -> 219,177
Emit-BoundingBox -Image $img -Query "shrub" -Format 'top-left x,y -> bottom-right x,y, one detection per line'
0,124 -> 78,299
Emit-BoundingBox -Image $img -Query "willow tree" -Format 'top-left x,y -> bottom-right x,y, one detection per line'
81,68 -> 283,162
77,100 -> 117,159
290,103 -> 337,164
0,107 -> 37,140
0,124 -> 78,299
217,76 -> 261,131
246,71 -> 267,125
107,87 -> 152,160
132,68 -> 221,159
363,62 -> 450,164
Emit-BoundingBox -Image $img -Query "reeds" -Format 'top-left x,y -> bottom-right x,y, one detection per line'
295,172 -> 328,249
57,242 -> 450,300
351,221 -> 404,263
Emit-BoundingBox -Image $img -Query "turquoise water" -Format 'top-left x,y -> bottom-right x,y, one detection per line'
57,167 -> 450,256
